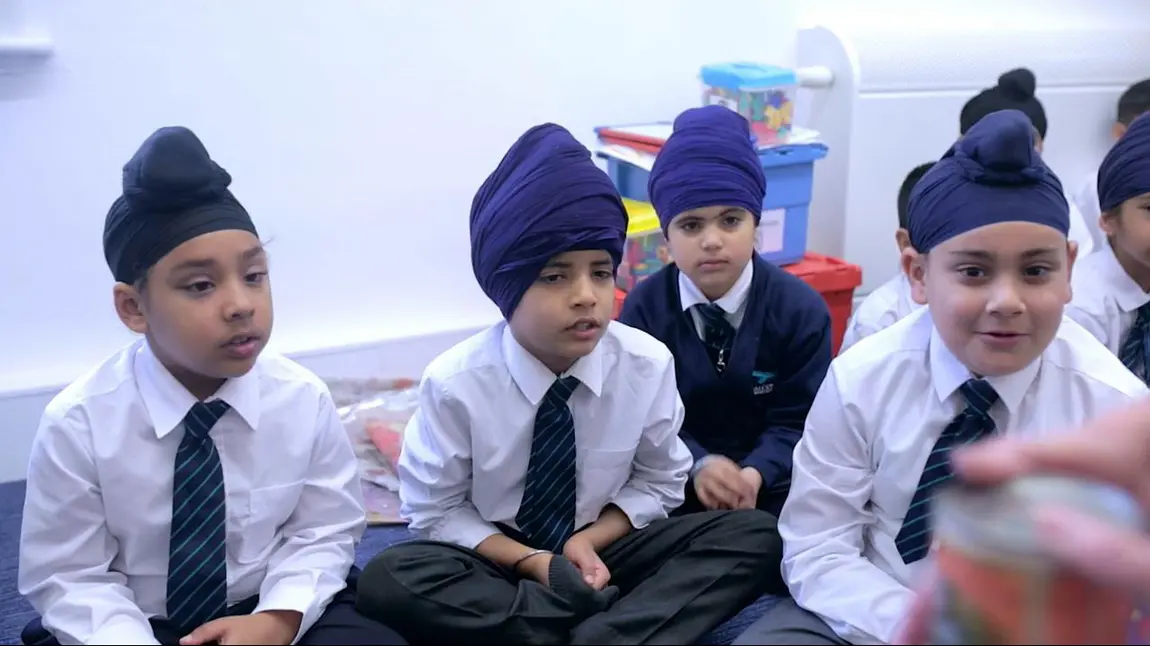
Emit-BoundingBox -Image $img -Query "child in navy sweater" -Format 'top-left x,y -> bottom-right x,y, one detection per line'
619,106 -> 832,517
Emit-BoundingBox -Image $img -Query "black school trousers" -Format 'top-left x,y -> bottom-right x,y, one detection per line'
21,567 -> 406,645
356,509 -> 785,645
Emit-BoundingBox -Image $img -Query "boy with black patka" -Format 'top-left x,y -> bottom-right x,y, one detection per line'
839,162 -> 933,353
17,128 -> 405,646
619,105 -> 832,517
958,68 -> 1095,256
355,123 -> 781,645
733,110 -> 1147,645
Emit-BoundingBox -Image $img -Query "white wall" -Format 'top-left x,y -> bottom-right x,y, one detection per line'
0,0 -> 799,481
795,0 -> 1150,295
0,0 -> 798,396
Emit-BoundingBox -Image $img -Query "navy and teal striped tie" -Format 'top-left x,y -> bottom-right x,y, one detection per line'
896,379 -> 998,564
516,376 -> 580,553
1120,303 -> 1150,383
694,303 -> 735,374
167,399 -> 231,633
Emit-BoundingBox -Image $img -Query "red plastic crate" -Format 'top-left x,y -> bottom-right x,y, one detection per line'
784,252 -> 863,356
612,253 -> 863,356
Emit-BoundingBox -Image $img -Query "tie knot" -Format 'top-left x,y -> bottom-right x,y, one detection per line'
694,303 -> 728,326
184,400 -> 231,442
547,376 -> 580,405
959,379 -> 999,418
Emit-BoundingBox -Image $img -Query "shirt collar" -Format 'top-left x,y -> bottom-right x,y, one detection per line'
135,340 -> 263,439
501,324 -> 604,406
1099,243 -> 1150,313
928,312 -> 1039,417
678,258 -> 754,314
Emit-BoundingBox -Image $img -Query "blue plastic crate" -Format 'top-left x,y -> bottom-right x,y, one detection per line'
603,141 -> 828,266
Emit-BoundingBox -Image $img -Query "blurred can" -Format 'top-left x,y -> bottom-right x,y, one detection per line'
925,475 -> 1144,645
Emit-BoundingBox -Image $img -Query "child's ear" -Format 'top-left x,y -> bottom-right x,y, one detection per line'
113,282 -> 148,334
901,246 -> 928,305
1099,208 -> 1119,238
894,228 -> 911,252
1113,121 -> 1128,142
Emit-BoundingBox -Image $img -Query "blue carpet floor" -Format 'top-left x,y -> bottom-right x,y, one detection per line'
0,479 -> 777,644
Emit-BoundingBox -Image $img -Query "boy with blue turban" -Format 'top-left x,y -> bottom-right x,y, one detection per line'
1068,112 -> 1150,383
17,127 -> 405,646
1071,78 -> 1150,254
734,110 -> 1146,645
620,105 -> 832,518
357,123 -> 781,644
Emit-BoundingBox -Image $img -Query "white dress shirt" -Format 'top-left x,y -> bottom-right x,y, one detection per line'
840,272 -> 921,354
780,308 -> 1147,645
678,257 -> 754,336
1067,242 -> 1150,355
398,321 -> 693,549
19,340 -> 367,646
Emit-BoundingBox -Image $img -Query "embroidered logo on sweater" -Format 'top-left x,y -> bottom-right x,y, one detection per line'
751,370 -> 775,396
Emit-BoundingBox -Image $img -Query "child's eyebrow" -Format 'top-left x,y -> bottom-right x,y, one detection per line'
170,258 -> 218,272
946,249 -> 992,261
169,245 -> 266,272
1019,246 -> 1061,259
947,247 -> 1060,261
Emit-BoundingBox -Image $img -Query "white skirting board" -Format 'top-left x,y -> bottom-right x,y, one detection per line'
0,325 -> 488,484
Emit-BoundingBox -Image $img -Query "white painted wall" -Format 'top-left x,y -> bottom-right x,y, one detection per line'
0,0 -> 799,481
0,0 -> 799,396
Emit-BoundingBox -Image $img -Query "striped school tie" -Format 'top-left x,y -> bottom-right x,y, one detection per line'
1120,304 -> 1150,383
895,379 -> 999,564
167,400 -> 231,633
516,376 -> 580,553
694,303 -> 735,374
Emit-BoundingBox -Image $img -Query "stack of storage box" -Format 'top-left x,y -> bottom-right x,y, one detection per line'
603,62 -> 862,354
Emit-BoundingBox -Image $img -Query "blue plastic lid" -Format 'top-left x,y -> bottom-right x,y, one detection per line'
758,142 -> 828,168
701,62 -> 797,91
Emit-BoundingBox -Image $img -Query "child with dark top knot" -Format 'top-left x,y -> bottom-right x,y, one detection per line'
959,68 -> 1095,256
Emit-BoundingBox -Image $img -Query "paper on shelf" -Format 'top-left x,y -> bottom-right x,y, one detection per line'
597,144 -> 657,171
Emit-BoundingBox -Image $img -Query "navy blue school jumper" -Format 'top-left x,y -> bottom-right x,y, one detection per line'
618,254 -> 833,516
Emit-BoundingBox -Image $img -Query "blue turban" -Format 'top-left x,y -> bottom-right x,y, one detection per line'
104,126 -> 256,284
647,105 -> 766,231
1098,111 -> 1150,213
908,109 -> 1068,253
470,123 -> 627,318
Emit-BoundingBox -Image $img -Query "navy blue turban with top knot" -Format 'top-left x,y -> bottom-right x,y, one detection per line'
647,105 -> 766,231
907,109 -> 1068,253
103,126 -> 257,285
470,123 -> 627,319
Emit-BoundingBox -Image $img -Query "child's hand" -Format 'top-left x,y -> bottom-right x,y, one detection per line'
180,610 -> 301,645
563,534 -> 611,590
953,399 -> 1150,594
737,466 -> 763,509
694,456 -> 752,509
